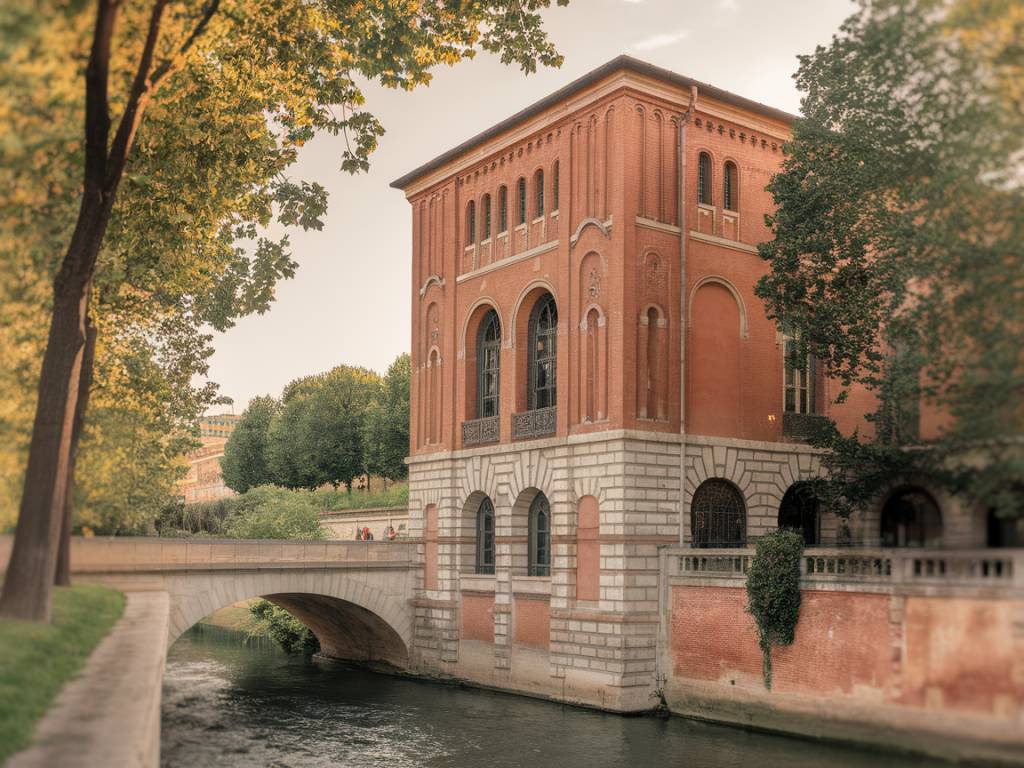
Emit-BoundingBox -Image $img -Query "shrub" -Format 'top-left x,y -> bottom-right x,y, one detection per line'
222,486 -> 324,540
249,599 -> 319,655
745,529 -> 804,689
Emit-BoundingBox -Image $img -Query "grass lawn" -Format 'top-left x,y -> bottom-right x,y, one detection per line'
318,481 -> 408,511
0,584 -> 125,763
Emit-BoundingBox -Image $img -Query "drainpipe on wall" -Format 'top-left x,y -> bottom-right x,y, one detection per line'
678,85 -> 697,547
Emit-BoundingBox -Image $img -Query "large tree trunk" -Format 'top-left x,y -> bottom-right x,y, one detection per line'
55,316 -> 98,587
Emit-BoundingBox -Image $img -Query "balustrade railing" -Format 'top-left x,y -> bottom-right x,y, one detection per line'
461,415 -> 500,446
668,546 -> 1021,593
511,406 -> 556,440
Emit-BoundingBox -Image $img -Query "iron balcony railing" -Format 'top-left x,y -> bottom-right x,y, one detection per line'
511,406 -> 556,440
461,415 -> 500,446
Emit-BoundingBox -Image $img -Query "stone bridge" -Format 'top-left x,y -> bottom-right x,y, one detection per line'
1,537 -> 419,667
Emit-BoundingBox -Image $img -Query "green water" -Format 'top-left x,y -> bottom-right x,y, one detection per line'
162,630 -> 952,768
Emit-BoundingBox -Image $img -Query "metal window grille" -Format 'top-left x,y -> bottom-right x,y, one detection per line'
518,178 -> 526,225
535,170 -> 544,217
698,152 -> 712,205
553,161 -> 559,210
690,479 -> 746,548
466,200 -> 476,243
528,493 -> 550,576
528,294 -> 557,410
476,497 -> 495,574
499,186 -> 508,232
483,195 -> 491,239
723,162 -> 736,211
477,310 -> 501,418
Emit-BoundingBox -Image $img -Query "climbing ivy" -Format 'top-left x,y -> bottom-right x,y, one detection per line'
745,530 -> 804,689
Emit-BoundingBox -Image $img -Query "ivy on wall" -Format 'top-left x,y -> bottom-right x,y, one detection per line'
745,529 -> 804,689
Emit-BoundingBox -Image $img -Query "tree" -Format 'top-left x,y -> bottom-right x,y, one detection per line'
221,396 -> 279,493
755,0 -> 1023,521
0,0 -> 567,621
364,354 -> 411,483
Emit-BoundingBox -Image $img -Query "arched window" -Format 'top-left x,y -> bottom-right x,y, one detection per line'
477,309 -> 501,418
528,293 -> 558,410
552,161 -> 560,211
778,483 -> 820,546
466,200 -> 476,244
698,152 -> 712,205
498,186 -> 508,233
517,177 -> 527,225
528,493 -> 551,576
783,331 -> 814,414
723,161 -> 737,211
534,169 -> 545,218
482,194 -> 492,240
476,496 -> 495,574
691,479 -> 746,548
880,487 -> 942,547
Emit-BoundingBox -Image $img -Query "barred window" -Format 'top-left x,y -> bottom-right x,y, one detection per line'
476,497 -> 495,574
698,152 -> 712,205
528,293 -> 557,410
691,479 -> 746,548
528,493 -> 551,576
534,169 -> 545,218
784,333 -> 814,414
482,194 -> 492,240
552,161 -> 560,211
466,200 -> 476,244
498,186 -> 508,233
517,177 -> 527,225
477,310 -> 501,418
723,161 -> 737,211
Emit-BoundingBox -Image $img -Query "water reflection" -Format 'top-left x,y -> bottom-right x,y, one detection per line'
162,630 -> 950,768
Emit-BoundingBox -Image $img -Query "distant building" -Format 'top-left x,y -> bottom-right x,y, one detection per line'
178,414 -> 240,503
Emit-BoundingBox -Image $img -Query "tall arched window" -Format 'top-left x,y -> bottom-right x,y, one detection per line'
517,177 -> 527,225
466,200 -> 476,244
528,293 -> 558,410
723,161 -> 737,211
880,487 -> 942,547
698,152 -> 712,205
552,161 -> 560,211
498,186 -> 508,233
778,483 -> 820,546
528,493 -> 551,576
476,496 -> 495,574
482,194 -> 492,239
534,169 -> 545,218
691,479 -> 746,548
477,310 -> 501,418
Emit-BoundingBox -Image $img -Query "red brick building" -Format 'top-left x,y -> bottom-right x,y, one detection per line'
392,56 -> 997,711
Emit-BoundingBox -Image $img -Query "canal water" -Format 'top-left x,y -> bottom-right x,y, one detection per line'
163,629 -> 949,768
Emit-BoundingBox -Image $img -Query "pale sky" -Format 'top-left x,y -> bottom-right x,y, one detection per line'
203,0 -> 855,412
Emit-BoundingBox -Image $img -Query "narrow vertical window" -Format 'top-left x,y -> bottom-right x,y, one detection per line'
552,161 -> 560,211
528,293 -> 558,410
498,186 -> 508,232
482,194 -> 492,239
466,200 -> 476,244
534,169 -> 545,218
528,493 -> 551,576
698,152 -> 712,205
723,161 -> 737,211
783,332 -> 813,414
477,310 -> 501,418
476,497 -> 495,574
517,177 -> 527,225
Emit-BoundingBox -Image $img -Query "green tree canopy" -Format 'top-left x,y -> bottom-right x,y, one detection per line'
755,0 -> 1023,518
221,396 -> 279,494
364,353 -> 411,482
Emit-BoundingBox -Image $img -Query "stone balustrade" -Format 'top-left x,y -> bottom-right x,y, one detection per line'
667,546 -> 1023,596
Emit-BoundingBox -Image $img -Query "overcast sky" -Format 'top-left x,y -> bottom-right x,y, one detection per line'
203,0 -> 855,413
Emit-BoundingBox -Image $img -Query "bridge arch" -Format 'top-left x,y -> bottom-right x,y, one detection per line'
166,569 -> 413,667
